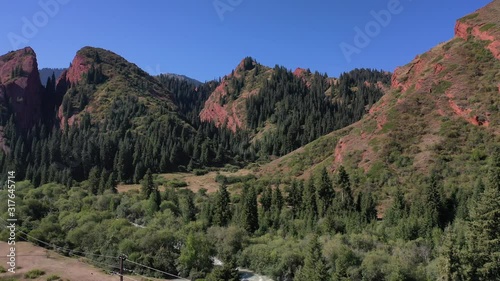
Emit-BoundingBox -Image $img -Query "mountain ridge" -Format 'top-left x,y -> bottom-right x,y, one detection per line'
258,0 -> 500,191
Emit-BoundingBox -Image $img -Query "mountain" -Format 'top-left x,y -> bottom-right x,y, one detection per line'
0,46 -> 205,185
159,73 -> 202,86
260,0 -> 500,195
39,68 -> 65,86
0,47 -> 43,131
55,46 -> 178,126
199,57 -> 391,156
200,57 -> 273,132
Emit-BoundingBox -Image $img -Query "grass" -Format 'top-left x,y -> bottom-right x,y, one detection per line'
430,54 -> 444,64
46,274 -> 61,281
479,23 -> 496,32
459,13 -> 479,22
24,269 -> 46,279
432,81 -> 452,95
0,277 -> 19,281
0,266 -> 5,273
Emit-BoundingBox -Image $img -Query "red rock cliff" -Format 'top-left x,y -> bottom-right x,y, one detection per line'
0,47 -> 43,130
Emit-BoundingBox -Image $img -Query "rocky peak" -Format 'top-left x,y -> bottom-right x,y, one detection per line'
454,0 -> 500,59
200,57 -> 271,132
0,47 -> 43,130
293,67 -> 309,78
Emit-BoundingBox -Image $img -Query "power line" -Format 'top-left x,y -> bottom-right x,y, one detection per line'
14,232 -> 123,272
131,270 -> 159,281
0,218 -> 189,281
125,259 -> 190,281
0,217 -> 118,260
0,220 -> 126,274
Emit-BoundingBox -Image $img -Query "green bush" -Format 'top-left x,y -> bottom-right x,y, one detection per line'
24,269 -> 46,279
167,178 -> 188,188
0,277 -> 20,281
222,164 -> 240,173
46,275 -> 61,281
193,169 -> 209,176
479,23 -> 496,32
0,265 -> 6,273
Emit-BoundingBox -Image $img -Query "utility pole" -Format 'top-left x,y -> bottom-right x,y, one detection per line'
119,254 -> 127,281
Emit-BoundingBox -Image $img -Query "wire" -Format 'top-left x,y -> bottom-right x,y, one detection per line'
14,232 -> 124,272
131,271 -> 158,281
0,218 -> 188,280
0,217 -> 118,260
125,259 -> 190,281
0,220 -> 124,273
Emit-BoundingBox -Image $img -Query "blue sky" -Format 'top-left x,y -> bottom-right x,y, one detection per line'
0,0 -> 492,82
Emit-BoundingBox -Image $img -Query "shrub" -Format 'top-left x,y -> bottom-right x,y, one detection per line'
479,23 -> 496,32
46,275 -> 61,281
167,178 -> 188,188
193,169 -> 209,176
0,277 -> 20,281
24,269 -> 46,279
0,266 -> 6,273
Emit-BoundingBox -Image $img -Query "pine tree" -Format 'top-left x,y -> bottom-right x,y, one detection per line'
180,194 -> 197,223
271,187 -> 284,228
385,188 -> 407,226
357,192 -> 378,223
142,168 -> 155,198
213,184 -> 232,227
260,186 -> 273,213
286,180 -> 303,218
88,166 -> 100,195
438,226 -> 464,281
107,171 -> 117,193
294,235 -> 328,281
336,166 -> 354,211
147,189 -> 161,215
316,167 -> 335,217
464,147 -> 500,280
302,177 -> 317,225
98,169 -> 107,194
240,185 -> 259,233
424,173 -> 445,228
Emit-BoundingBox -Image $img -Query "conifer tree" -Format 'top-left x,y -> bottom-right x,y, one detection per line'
107,171 -> 117,193
438,226 -> 464,281
336,166 -> 354,211
180,194 -> 196,223
464,147 -> 500,280
302,177 -> 318,225
240,185 -> 259,233
271,187 -> 284,228
294,235 -> 328,281
260,186 -> 273,213
142,168 -> 155,198
316,167 -> 335,217
213,184 -> 232,227
98,169 -> 107,194
286,180 -> 303,218
88,166 -> 100,195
